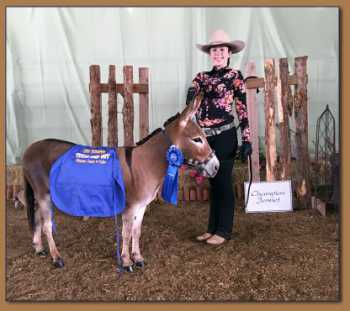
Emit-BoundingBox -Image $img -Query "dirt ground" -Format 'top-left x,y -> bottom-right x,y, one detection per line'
6,199 -> 339,302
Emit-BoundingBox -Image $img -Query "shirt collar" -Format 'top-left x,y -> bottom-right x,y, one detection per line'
210,66 -> 230,75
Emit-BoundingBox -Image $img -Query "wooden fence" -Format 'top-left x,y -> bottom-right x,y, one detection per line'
89,65 -> 149,147
244,56 -> 310,208
6,58 -> 311,209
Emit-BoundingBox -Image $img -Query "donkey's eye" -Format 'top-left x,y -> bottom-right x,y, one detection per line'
192,137 -> 203,144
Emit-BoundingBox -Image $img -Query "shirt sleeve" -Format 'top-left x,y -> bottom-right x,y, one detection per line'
234,70 -> 251,143
186,72 -> 203,105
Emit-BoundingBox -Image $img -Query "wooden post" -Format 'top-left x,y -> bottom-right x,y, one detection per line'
123,65 -> 134,146
245,61 -> 260,182
139,68 -> 149,140
14,167 -> 22,197
276,58 -> 292,180
202,188 -> 209,201
294,56 -> 310,209
189,188 -> 197,201
182,171 -> 190,202
89,65 -> 102,147
107,65 -> 118,148
6,186 -> 13,201
184,188 -> 190,201
235,184 -> 242,202
178,167 -> 185,204
196,186 -> 202,201
6,165 -> 23,201
264,59 -> 278,181
6,166 -> 13,200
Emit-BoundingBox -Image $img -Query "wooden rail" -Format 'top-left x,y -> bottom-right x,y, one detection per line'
89,65 -> 150,147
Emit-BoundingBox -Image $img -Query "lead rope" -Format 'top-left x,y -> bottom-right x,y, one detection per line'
235,124 -> 253,211
113,145 -> 124,274
241,75 -> 259,210
115,214 -> 124,273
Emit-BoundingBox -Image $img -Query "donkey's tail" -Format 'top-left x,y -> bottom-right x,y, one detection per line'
23,175 -> 35,232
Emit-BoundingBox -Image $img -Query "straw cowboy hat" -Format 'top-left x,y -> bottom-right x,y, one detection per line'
196,30 -> 245,54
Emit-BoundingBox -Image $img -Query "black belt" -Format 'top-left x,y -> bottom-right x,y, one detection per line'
202,121 -> 236,137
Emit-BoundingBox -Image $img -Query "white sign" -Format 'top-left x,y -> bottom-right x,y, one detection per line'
244,180 -> 293,213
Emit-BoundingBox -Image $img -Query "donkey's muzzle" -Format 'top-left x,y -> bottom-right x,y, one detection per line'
186,152 -> 220,178
201,152 -> 220,177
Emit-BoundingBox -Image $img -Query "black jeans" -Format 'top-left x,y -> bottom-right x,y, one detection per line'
206,127 -> 238,240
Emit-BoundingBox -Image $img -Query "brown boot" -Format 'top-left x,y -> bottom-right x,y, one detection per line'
206,234 -> 226,245
196,232 -> 212,242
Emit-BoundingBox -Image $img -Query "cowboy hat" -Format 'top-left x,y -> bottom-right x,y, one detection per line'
196,30 -> 245,54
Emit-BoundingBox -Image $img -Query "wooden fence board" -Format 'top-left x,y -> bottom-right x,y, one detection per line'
123,65 -> 135,146
276,58 -> 292,179
245,62 -> 260,181
100,83 -> 148,94
139,68 -> 149,140
107,65 -> 118,147
89,65 -> 102,147
264,59 -> 278,181
294,56 -> 311,208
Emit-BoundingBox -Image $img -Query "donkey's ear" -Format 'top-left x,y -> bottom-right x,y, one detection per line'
179,93 -> 202,128
192,92 -> 203,112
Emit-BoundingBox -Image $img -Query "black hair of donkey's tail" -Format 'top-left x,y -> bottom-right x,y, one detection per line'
23,175 -> 35,232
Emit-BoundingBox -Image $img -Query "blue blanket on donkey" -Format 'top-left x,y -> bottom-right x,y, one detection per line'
50,145 -> 126,217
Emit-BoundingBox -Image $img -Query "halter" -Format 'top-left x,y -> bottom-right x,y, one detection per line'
184,151 -> 216,175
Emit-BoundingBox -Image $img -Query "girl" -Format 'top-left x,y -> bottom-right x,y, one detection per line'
187,30 -> 252,245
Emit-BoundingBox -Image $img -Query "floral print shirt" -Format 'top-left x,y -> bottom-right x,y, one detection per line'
187,66 -> 250,142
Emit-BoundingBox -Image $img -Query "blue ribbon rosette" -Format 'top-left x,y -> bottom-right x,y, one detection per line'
161,145 -> 184,205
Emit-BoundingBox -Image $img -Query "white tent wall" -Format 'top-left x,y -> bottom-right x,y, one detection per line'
6,7 -> 339,165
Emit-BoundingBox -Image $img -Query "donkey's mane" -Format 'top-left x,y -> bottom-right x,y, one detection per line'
136,113 -> 180,146
136,128 -> 162,146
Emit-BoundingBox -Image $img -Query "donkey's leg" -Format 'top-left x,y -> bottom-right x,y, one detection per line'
38,193 -> 64,268
32,205 -> 47,257
121,206 -> 134,271
131,204 -> 148,268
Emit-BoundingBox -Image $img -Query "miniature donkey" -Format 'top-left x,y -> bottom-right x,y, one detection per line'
22,96 -> 219,271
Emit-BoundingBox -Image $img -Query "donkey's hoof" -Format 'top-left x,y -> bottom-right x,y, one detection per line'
53,258 -> 65,268
36,249 -> 48,257
134,261 -> 145,268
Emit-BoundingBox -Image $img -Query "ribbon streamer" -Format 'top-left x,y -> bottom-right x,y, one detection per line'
161,145 -> 184,205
